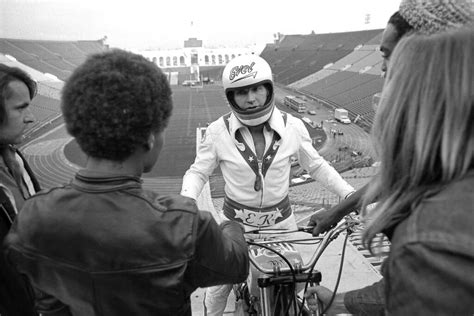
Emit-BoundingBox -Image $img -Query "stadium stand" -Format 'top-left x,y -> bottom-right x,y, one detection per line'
300,70 -> 383,126
1,39 -> 106,140
363,31 -> 384,45
347,47 -> 382,73
275,29 -> 385,129
1,53 -> 50,80
0,38 -> 107,81
261,29 -> 382,85
22,94 -> 62,139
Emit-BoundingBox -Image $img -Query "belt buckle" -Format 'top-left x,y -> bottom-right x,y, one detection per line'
234,207 -> 284,227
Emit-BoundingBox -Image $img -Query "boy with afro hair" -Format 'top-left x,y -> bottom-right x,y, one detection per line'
4,49 -> 249,316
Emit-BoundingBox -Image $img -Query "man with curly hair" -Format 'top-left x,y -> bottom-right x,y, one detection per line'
4,49 -> 249,316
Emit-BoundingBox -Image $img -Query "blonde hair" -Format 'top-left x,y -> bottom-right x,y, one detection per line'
362,27 -> 474,250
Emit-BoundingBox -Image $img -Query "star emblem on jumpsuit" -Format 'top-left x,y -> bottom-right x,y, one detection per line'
274,208 -> 283,220
266,155 -> 272,161
248,156 -> 254,162
234,209 -> 247,221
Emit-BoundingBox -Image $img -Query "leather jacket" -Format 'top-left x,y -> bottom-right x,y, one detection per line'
4,170 -> 249,316
1,187 -> 38,316
1,146 -> 40,316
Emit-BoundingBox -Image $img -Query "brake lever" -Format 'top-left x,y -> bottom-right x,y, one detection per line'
298,226 -> 315,233
298,223 -> 338,235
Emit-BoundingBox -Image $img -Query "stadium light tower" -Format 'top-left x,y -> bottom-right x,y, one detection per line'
365,14 -> 371,24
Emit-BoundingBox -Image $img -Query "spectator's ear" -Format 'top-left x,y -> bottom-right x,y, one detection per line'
144,134 -> 155,151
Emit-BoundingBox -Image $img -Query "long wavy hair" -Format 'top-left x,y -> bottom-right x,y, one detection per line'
362,27 -> 474,251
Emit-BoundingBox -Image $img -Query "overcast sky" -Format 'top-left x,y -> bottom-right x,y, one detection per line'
1,0 -> 401,50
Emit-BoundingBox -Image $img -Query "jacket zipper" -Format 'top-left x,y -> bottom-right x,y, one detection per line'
257,159 -> 264,207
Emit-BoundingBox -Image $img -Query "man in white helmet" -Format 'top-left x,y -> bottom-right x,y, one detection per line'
181,54 -> 354,315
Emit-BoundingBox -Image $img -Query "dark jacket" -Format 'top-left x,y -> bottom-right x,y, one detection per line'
1,188 -> 37,316
0,146 -> 40,316
383,171 -> 474,315
345,172 -> 474,315
4,171 -> 249,316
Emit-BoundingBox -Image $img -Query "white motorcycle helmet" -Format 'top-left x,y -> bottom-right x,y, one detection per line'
222,55 -> 274,126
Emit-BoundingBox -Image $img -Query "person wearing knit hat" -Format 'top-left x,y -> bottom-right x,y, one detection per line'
307,26 -> 474,316
305,2 -> 474,315
380,11 -> 414,75
399,0 -> 474,35
310,1 -> 474,238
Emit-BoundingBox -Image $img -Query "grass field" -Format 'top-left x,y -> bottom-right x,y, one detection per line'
63,84 -> 327,179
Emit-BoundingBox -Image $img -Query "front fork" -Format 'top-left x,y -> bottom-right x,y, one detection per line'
257,272 -> 322,316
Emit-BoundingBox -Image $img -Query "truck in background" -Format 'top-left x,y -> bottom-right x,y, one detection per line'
334,108 -> 351,124
284,95 -> 306,113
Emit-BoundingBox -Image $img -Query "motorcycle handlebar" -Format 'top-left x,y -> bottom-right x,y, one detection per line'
246,216 -> 359,274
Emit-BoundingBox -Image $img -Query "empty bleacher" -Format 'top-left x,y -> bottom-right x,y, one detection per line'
289,68 -> 338,90
331,74 -> 383,106
261,29 -> 382,86
23,94 -> 62,139
303,71 -> 359,97
277,48 -> 353,85
347,48 -> 382,73
0,38 -> 106,139
0,38 -> 107,81
329,49 -> 376,71
300,69 -> 383,124
290,43 -> 381,89
273,30 -> 385,128
364,31 -> 384,45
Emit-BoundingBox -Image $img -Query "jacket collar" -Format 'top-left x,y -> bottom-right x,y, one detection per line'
228,108 -> 285,140
72,169 -> 142,193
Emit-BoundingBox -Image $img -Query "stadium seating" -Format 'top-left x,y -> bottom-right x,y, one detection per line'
23,94 -> 62,139
0,38 -> 107,80
2,29 -> 387,172
261,29 -> 382,85
274,29 -> 385,127
301,70 -> 383,122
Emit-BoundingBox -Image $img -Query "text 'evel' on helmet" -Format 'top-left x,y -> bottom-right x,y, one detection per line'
222,55 -> 275,126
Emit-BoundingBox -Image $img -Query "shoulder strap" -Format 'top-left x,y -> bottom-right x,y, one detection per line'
0,187 -> 16,224
15,148 -> 41,192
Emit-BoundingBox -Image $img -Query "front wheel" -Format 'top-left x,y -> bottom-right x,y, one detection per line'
233,284 -> 311,316
233,283 -> 260,316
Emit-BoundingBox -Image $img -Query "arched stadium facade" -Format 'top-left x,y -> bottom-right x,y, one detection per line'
137,38 -> 260,85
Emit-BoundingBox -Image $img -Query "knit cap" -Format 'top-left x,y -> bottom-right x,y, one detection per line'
399,0 -> 474,34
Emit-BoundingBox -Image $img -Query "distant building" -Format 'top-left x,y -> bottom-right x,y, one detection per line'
184,37 -> 202,48
137,37 -> 261,85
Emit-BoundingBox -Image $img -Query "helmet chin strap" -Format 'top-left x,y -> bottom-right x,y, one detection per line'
234,103 -> 275,127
